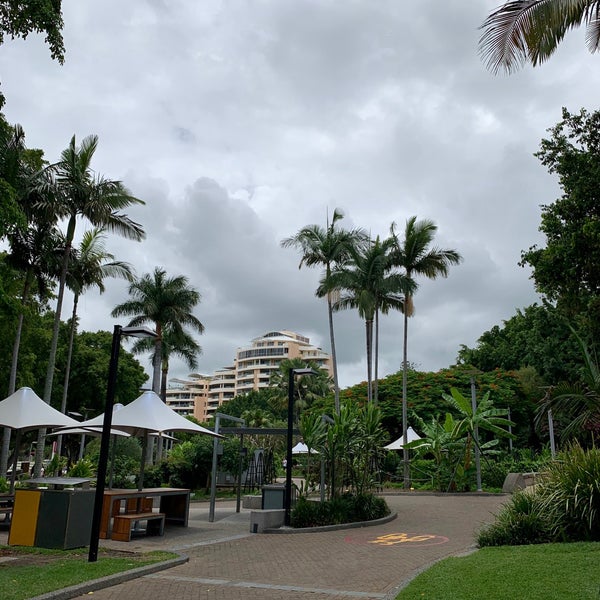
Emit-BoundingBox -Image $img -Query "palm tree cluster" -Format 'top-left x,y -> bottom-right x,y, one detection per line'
0,120 -> 205,477
282,210 -> 462,488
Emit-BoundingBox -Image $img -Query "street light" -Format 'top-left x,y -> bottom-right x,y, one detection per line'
88,325 -> 157,563
285,367 -> 317,526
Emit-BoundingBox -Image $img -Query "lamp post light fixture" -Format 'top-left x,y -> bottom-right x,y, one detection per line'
284,367 -> 317,527
88,325 -> 157,563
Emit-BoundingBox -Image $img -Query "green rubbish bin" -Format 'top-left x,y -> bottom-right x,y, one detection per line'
261,484 -> 286,509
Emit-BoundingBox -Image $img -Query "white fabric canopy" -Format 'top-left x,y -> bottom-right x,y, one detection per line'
291,441 -> 317,454
0,387 -> 80,431
384,426 -> 421,450
99,390 -> 220,437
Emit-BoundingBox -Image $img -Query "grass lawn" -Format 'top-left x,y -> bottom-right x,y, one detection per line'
0,546 -> 176,600
396,542 -> 600,600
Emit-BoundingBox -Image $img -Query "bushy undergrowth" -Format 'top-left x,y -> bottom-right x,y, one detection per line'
478,444 -> 600,546
290,494 -> 390,528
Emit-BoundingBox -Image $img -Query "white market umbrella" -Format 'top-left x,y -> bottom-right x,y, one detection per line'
0,387 -> 80,491
291,441 -> 318,454
384,427 -> 422,450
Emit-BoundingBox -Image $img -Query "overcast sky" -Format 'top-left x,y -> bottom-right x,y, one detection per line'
2,1 -> 599,390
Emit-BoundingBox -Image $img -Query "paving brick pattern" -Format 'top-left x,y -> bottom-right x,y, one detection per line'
80,494 -> 507,600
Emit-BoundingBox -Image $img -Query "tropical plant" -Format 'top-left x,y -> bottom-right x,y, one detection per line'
479,0 -> 600,74
281,209 -> 369,414
321,237 -> 414,403
268,358 -> 332,421
112,267 -> 203,394
32,134 -> 145,476
389,216 -> 462,488
536,327 -> 600,441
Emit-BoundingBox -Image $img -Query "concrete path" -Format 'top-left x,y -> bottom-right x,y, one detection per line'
77,493 -> 507,600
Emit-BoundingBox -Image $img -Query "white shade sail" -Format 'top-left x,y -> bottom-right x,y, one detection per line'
96,390 -> 220,437
0,387 -> 80,431
384,426 -> 422,450
291,441 -> 317,454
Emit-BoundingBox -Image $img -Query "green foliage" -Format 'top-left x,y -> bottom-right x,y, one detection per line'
477,490 -> 553,547
0,475 -> 8,493
46,453 -> 66,476
67,458 -> 93,478
290,493 -> 389,528
478,444 -> 600,546
86,436 -> 142,489
457,304 -> 581,385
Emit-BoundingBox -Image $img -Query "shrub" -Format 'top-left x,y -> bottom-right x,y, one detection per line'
0,476 -> 8,493
67,458 -> 93,478
290,493 -> 390,528
477,490 -> 553,546
478,444 -> 600,546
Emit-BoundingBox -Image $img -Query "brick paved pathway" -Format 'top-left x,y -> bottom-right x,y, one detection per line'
80,494 -> 506,600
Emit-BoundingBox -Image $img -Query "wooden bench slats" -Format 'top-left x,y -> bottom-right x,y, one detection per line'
111,512 -> 165,542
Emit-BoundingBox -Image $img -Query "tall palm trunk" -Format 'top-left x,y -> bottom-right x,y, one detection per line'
1,273 -> 34,476
374,309 -> 380,405
327,291 -> 341,415
55,293 -> 79,461
152,324 -> 163,394
365,318 -> 373,403
402,308 -> 409,489
35,217 -> 75,476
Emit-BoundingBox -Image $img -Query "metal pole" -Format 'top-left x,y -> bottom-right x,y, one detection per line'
209,414 -> 221,523
470,377 -> 482,492
284,369 -> 294,526
88,325 -> 121,562
236,433 -> 244,513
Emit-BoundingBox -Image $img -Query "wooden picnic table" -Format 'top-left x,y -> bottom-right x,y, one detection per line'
99,487 -> 190,539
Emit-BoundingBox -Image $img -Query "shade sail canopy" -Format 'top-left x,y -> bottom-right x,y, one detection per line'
0,387 -> 80,431
384,427 -> 422,450
292,441 -> 317,454
102,390 -> 220,437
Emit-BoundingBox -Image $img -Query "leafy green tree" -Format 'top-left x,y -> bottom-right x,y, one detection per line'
33,134 -> 145,475
479,1 -> 600,74
389,216 -> 462,488
281,209 -> 369,414
457,303 -> 581,384
521,108 -> 600,341
0,1 -> 65,107
220,388 -> 277,420
111,267 -> 203,394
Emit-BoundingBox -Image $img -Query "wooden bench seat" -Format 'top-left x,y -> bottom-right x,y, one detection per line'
111,512 -> 165,542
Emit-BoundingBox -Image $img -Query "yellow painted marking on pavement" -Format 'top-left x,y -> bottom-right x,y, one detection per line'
368,533 -> 437,546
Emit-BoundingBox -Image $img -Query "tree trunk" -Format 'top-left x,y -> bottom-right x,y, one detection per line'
327,292 -> 340,415
374,309 -> 379,405
36,216 -> 75,477
402,309 -> 410,489
55,293 -> 79,461
365,319 -> 373,403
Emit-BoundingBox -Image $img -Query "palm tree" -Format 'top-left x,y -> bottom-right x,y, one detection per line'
1,123 -> 59,476
111,267 -> 204,395
321,237 -> 415,403
281,209 -> 369,414
54,228 -> 135,459
479,1 -> 600,74
31,134 -> 145,476
390,217 -> 462,488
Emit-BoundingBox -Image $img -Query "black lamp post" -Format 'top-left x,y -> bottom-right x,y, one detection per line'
284,367 -> 317,527
88,325 -> 157,563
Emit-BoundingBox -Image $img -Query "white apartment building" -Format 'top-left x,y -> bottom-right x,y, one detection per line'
165,330 -> 332,420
